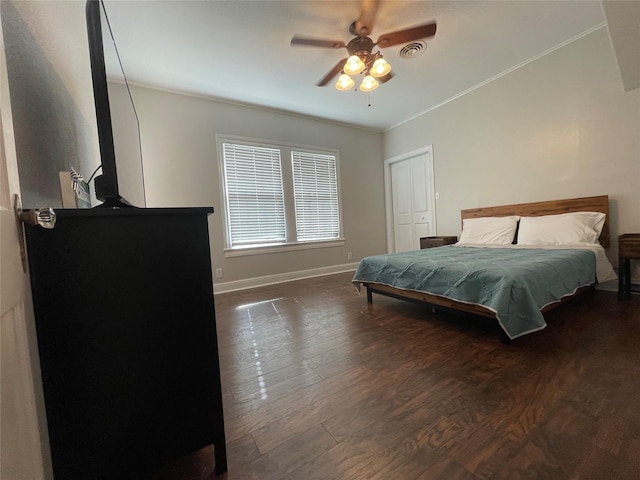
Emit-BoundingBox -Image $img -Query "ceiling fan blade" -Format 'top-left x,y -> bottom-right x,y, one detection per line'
376,22 -> 437,48
291,36 -> 346,49
317,58 -> 348,86
355,0 -> 380,37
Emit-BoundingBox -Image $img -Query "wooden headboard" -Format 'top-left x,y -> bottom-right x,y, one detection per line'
460,195 -> 610,248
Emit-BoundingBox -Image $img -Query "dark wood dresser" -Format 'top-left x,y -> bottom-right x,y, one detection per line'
24,207 -> 226,479
420,236 -> 458,249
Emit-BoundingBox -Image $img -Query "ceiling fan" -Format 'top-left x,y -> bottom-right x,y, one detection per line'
290,0 -> 437,92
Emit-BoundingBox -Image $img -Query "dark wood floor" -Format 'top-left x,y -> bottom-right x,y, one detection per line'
153,272 -> 640,479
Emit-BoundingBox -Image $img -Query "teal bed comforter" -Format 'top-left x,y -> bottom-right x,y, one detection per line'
352,246 -> 597,339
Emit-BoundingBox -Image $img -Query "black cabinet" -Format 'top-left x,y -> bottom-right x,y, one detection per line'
25,207 -> 226,479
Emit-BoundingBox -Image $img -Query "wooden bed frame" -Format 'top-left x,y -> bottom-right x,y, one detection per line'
362,195 -> 610,339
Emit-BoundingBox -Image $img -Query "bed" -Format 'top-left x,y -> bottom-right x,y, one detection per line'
353,196 -> 617,341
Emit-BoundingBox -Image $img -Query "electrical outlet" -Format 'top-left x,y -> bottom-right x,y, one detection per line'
347,252 -> 353,260
215,268 -> 223,279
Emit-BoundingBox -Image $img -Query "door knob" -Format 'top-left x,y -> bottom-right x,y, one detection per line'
20,206 -> 56,229
13,196 -> 57,273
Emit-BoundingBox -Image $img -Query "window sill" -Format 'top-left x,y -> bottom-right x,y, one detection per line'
224,239 -> 345,258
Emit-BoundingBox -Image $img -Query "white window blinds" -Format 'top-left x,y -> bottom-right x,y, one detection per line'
291,151 -> 340,242
222,143 -> 286,247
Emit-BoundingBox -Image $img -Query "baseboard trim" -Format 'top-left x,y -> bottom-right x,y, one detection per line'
213,263 -> 360,294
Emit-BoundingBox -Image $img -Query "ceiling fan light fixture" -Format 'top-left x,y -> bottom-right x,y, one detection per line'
335,73 -> 355,91
370,58 -> 391,78
343,55 -> 366,75
359,75 -> 379,92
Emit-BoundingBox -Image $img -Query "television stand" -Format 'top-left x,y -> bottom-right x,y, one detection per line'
25,207 -> 226,478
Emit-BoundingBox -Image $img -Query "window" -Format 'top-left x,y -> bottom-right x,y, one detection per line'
219,136 -> 342,252
222,143 -> 286,247
292,151 -> 340,242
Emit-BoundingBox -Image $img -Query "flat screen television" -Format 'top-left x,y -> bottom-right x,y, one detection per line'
85,0 -> 146,207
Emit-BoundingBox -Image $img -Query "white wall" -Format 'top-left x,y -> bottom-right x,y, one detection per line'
111,26 -> 640,287
1,0 -> 101,208
384,27 -> 640,265
109,85 -> 388,286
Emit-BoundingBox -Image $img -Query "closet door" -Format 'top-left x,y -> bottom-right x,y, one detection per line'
390,148 -> 436,252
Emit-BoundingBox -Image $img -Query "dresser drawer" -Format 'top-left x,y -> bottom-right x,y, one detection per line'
420,236 -> 458,249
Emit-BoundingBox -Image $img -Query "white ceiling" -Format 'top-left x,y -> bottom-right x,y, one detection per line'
100,1 -> 606,131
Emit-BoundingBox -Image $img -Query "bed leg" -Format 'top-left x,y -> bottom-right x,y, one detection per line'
500,331 -> 512,345
366,287 -> 373,303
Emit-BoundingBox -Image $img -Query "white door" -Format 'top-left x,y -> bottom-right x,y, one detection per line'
388,147 -> 436,252
0,22 -> 48,479
391,161 -> 414,252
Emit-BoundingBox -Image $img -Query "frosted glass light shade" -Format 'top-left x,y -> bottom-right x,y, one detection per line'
370,58 -> 391,77
359,75 -> 379,92
335,73 -> 355,90
343,55 -> 365,75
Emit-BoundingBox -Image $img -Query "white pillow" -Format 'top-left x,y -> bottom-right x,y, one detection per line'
517,212 -> 606,246
457,216 -> 519,245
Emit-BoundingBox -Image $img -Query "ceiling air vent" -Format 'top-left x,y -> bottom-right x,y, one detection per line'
398,41 -> 427,59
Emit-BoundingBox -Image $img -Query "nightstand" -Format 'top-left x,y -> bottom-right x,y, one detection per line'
618,234 -> 640,296
420,236 -> 457,249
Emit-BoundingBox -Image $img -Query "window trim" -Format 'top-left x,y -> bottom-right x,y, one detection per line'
216,134 -> 344,256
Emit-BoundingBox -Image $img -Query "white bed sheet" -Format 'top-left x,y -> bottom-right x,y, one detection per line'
454,243 -> 617,284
